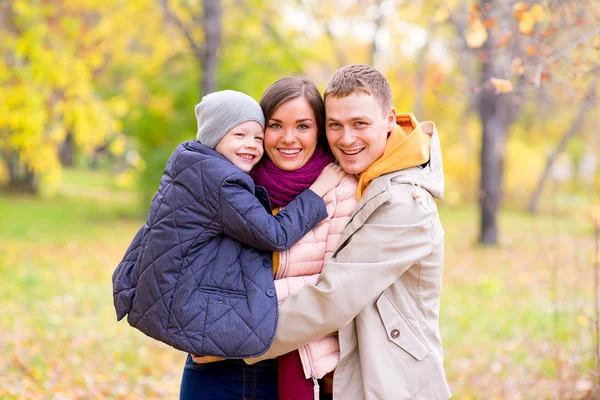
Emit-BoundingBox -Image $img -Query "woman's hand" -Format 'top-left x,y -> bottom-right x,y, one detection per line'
191,354 -> 226,364
309,163 -> 345,197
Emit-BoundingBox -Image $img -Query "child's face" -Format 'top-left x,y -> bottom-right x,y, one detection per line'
215,121 -> 264,173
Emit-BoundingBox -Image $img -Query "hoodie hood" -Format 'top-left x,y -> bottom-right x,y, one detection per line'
409,119 -> 444,200
357,113 -> 436,200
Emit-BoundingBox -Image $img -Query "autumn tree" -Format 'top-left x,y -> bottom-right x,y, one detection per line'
0,1 -> 128,193
435,0 -> 600,245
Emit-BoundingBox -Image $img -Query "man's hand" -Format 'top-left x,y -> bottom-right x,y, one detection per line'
190,354 -> 226,364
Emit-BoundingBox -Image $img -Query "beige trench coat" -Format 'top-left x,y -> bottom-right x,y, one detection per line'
248,122 -> 451,400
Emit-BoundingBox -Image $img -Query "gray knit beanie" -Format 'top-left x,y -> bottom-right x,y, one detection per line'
195,90 -> 265,149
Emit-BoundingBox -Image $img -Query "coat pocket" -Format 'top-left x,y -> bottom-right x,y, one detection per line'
376,294 -> 429,361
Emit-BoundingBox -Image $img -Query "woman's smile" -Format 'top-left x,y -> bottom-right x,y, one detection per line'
277,148 -> 302,157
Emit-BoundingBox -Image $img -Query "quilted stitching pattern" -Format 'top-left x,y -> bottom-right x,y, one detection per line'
113,141 -> 327,358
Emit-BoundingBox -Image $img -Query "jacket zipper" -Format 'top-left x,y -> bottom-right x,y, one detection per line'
299,345 -> 320,399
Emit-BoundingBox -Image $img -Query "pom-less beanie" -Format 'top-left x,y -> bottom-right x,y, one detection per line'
195,90 -> 265,149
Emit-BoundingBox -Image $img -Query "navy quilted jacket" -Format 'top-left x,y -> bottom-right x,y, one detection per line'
112,140 -> 327,358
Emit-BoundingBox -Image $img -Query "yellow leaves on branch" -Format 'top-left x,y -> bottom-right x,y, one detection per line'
514,3 -> 545,35
466,18 -> 488,48
511,58 -> 525,76
434,7 -> 450,23
490,78 -> 513,93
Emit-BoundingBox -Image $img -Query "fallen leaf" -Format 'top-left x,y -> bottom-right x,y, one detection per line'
490,78 -> 513,93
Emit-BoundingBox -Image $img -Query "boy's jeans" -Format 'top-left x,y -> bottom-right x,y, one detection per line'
180,354 -> 278,400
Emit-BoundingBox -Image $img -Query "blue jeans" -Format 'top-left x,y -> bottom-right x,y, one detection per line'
179,355 -> 278,400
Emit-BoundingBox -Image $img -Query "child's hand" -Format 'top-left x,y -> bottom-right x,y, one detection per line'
309,163 -> 345,197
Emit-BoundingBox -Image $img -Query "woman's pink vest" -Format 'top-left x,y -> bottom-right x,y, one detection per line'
274,174 -> 358,380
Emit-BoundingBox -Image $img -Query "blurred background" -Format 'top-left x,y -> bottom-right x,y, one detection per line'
1,0 -> 600,398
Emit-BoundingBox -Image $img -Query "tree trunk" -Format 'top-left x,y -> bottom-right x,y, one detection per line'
59,132 -> 75,167
201,0 -> 221,95
476,0 -> 515,246
478,99 -> 509,245
6,152 -> 37,194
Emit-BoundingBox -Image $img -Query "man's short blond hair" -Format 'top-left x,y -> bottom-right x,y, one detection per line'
324,64 -> 393,116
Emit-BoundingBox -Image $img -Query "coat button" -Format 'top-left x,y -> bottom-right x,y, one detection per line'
266,288 -> 275,297
263,258 -> 271,268
391,329 -> 400,339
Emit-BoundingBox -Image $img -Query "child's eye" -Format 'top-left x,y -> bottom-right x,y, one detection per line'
255,136 -> 264,141
234,133 -> 245,138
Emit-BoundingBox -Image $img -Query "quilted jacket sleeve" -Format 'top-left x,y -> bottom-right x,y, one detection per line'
112,224 -> 147,321
219,172 -> 329,252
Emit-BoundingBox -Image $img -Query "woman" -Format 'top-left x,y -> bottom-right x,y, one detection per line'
180,77 -> 357,400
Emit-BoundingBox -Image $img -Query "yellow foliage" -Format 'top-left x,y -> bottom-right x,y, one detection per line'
576,315 -> 590,328
148,96 -> 174,117
123,78 -> 146,103
109,136 -> 127,157
511,58 -> 525,76
0,0 -> 173,191
48,125 -> 67,144
434,8 -> 450,23
513,2 -> 528,20
490,78 -> 514,93
519,11 -> 535,35
115,170 -> 135,189
466,18 -> 488,48
504,131 -> 545,203
529,4 -> 545,22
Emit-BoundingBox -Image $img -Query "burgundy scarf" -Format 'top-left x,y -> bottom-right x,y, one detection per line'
251,145 -> 334,208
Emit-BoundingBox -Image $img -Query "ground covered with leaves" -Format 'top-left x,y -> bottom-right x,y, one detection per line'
0,170 -> 596,399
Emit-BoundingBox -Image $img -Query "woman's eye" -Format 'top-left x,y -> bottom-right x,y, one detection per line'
328,123 -> 340,128
268,123 -> 281,129
298,124 -> 309,130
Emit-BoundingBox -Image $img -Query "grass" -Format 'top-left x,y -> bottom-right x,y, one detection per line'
0,168 -> 597,399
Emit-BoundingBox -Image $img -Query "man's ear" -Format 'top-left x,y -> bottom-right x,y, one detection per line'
386,107 -> 396,132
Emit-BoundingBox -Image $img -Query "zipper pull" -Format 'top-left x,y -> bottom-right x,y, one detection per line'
312,376 -> 320,400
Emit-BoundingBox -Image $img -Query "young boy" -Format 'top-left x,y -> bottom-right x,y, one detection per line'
112,90 -> 344,359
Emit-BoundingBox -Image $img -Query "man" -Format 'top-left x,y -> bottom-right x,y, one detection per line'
226,64 -> 450,399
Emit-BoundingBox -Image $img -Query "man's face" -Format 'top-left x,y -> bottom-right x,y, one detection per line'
325,92 -> 396,175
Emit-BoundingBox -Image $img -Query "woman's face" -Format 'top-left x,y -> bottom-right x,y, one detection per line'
264,97 -> 319,171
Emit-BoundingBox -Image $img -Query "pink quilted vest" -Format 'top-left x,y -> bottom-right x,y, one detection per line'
274,173 -> 358,381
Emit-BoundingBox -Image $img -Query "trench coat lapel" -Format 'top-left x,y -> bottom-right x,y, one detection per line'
333,174 -> 393,257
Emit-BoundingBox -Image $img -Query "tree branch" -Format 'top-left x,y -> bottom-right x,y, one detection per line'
158,0 -> 204,61
527,78 -> 598,213
534,25 -> 600,87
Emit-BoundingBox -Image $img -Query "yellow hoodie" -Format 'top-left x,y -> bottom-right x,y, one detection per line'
356,113 -> 431,200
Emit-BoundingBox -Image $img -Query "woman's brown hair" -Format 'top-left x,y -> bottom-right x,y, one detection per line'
260,76 -> 328,150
